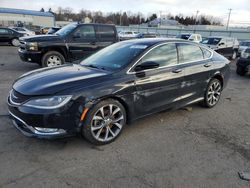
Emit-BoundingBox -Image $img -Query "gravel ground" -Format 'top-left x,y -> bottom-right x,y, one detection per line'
0,45 -> 249,188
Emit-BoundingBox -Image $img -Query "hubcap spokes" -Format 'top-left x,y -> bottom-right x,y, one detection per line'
47,55 -> 62,67
91,104 -> 124,142
207,81 -> 221,106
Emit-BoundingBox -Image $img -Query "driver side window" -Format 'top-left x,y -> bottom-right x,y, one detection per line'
139,43 -> 178,68
73,25 -> 96,40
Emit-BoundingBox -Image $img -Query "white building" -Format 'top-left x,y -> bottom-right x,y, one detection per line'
0,7 -> 55,27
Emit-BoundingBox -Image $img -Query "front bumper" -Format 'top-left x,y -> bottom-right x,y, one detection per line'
18,48 -> 42,64
7,96 -> 79,139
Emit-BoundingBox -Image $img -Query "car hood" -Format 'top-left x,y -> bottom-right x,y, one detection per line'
13,64 -> 108,95
20,34 -> 63,42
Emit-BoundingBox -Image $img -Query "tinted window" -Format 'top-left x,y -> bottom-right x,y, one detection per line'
73,25 -> 95,39
201,48 -> 212,59
139,43 -> 177,67
177,43 -> 203,63
177,34 -> 190,40
97,26 -> 115,39
0,29 -> 9,34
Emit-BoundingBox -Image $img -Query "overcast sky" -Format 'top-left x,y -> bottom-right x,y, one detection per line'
1,0 -> 250,26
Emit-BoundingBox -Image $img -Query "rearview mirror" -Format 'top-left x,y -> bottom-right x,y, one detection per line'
134,61 -> 159,72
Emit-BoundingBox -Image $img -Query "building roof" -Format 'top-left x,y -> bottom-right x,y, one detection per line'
0,7 -> 54,17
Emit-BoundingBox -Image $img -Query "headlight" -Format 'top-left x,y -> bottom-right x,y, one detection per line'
26,42 -> 38,51
23,95 -> 72,109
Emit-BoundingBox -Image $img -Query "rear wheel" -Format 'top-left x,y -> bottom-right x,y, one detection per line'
236,66 -> 246,76
82,99 -> 126,145
41,51 -> 65,67
203,78 -> 222,108
11,38 -> 20,47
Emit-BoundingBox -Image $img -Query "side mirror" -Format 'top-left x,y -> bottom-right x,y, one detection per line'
219,42 -> 225,46
134,61 -> 159,72
72,33 -> 81,39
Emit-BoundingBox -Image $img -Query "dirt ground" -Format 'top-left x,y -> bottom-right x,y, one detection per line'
0,45 -> 249,188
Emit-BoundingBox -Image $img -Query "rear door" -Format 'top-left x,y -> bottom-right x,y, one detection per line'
67,25 -> 98,60
133,43 -> 185,115
95,25 -> 117,51
176,43 -> 213,104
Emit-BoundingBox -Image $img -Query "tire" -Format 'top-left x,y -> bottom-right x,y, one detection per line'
41,51 -> 65,67
82,99 -> 126,145
230,50 -> 237,60
11,38 -> 20,47
202,78 -> 222,108
236,66 -> 246,76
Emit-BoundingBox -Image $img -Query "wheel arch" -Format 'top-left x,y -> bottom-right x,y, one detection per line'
211,73 -> 224,89
42,46 -> 68,60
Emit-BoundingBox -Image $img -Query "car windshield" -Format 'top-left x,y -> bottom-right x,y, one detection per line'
177,34 -> 191,40
240,41 -> 250,46
80,42 -> 148,71
202,38 -> 221,45
55,23 -> 77,36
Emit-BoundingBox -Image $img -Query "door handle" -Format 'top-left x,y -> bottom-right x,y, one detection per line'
204,63 -> 212,67
172,69 -> 182,73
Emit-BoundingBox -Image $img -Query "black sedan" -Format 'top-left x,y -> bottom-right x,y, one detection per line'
8,38 -> 230,145
0,27 -> 24,46
236,47 -> 250,76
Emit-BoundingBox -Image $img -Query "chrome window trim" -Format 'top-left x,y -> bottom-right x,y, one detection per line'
126,41 -> 213,75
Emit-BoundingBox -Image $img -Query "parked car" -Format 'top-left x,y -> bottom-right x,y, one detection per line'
201,36 -> 239,60
238,40 -> 250,57
118,31 -> 142,40
10,27 -> 35,36
47,27 -> 61,35
0,27 -> 24,46
8,38 -> 230,145
18,23 -> 118,67
141,32 -> 157,38
40,27 -> 50,34
176,33 -> 202,43
236,47 -> 250,76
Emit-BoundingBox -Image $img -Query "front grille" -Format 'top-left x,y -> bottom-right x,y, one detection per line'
10,90 -> 31,104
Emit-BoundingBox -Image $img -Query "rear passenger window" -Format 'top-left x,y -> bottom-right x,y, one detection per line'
177,43 -> 203,63
201,48 -> 212,59
140,43 -> 177,67
97,26 -> 115,40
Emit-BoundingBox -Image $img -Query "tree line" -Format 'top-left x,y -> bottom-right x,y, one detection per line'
41,7 -> 222,26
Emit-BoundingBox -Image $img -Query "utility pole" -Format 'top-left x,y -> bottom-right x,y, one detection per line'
194,10 -> 199,31
120,11 -> 122,26
226,8 -> 232,30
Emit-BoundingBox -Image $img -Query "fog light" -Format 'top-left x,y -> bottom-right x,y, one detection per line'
28,58 -> 32,61
34,127 -> 59,133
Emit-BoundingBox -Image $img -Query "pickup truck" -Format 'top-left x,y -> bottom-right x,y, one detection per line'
18,23 -> 118,67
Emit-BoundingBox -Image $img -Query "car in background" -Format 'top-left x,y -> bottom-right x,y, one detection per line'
201,36 -> 239,60
118,31 -> 142,40
141,32 -> 157,38
10,27 -> 35,36
18,23 -> 118,67
47,27 -> 61,35
0,27 -> 24,46
176,33 -> 202,43
238,40 -> 250,57
40,27 -> 50,34
8,38 -> 230,145
236,47 -> 250,76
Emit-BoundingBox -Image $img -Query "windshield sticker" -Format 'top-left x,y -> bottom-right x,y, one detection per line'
130,45 -> 148,49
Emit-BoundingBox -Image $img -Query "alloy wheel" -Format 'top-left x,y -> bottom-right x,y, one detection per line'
207,80 -> 221,106
46,55 -> 62,67
91,104 -> 125,142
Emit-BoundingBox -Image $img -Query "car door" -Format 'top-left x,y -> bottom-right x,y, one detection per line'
95,25 -> 117,51
132,43 -> 185,115
176,43 -> 213,104
67,25 -> 98,60
0,28 -> 11,42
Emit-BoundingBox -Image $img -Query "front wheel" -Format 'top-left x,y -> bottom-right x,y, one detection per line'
203,78 -> 222,108
82,99 -> 126,145
11,38 -> 20,46
41,51 -> 65,67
